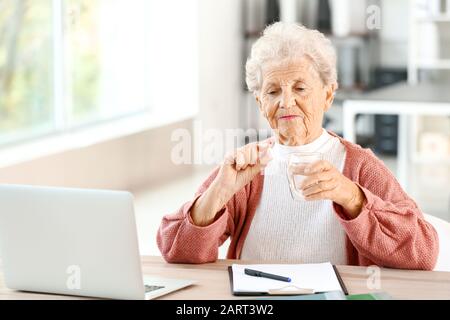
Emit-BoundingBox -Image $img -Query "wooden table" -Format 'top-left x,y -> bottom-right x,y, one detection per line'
1,256 -> 449,300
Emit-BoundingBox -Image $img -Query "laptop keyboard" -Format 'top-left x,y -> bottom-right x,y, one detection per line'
145,285 -> 165,293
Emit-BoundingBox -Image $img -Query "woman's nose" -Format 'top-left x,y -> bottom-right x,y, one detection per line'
280,90 -> 295,109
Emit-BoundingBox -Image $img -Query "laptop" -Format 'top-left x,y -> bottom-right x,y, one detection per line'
0,184 -> 195,300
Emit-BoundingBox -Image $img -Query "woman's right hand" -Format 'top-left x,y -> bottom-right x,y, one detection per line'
216,138 -> 275,201
190,138 -> 275,226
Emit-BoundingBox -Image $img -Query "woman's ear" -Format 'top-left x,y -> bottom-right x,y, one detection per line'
324,83 -> 337,112
254,92 -> 263,112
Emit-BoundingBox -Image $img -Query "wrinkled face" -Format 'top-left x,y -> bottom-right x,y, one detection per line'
256,57 -> 335,146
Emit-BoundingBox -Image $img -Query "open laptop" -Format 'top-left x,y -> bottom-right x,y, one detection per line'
0,184 -> 195,300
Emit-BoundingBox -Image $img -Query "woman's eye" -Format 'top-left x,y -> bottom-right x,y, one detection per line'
295,87 -> 305,92
267,90 -> 278,95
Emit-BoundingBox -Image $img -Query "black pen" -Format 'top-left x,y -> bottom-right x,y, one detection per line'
244,268 -> 291,282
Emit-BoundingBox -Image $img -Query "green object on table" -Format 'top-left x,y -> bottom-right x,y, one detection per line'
345,292 -> 392,300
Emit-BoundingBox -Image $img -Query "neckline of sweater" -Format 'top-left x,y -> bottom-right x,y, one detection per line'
272,129 -> 332,160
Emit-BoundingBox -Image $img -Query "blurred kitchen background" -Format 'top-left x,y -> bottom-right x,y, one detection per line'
0,0 -> 449,257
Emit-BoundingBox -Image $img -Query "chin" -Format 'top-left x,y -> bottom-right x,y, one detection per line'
278,128 -> 305,142
279,124 -> 304,134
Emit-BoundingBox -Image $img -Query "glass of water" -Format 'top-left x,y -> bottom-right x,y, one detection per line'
287,152 -> 323,201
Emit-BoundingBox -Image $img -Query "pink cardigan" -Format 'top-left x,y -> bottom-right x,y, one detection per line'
157,134 -> 439,270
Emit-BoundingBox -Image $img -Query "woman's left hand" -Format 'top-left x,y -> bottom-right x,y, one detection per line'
297,160 -> 366,219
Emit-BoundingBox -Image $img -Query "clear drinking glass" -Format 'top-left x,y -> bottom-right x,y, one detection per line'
287,152 -> 323,201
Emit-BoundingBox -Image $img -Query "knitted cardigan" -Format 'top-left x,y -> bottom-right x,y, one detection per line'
157,133 -> 439,270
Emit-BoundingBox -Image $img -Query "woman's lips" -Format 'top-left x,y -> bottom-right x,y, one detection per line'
279,115 -> 301,121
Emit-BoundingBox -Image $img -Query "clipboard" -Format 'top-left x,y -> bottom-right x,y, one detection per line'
228,265 -> 348,296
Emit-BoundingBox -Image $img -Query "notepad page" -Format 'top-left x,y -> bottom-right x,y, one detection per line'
232,262 -> 343,293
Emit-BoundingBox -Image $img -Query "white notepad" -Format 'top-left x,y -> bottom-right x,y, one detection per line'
231,262 -> 343,295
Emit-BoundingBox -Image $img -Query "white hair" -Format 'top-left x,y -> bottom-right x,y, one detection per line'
245,22 -> 338,94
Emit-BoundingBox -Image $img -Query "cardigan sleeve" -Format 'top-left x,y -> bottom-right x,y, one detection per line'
333,148 -> 439,270
156,167 -> 235,264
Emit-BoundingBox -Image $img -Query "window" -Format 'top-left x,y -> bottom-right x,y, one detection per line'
0,0 -> 152,145
0,0 -> 54,144
66,0 -> 151,125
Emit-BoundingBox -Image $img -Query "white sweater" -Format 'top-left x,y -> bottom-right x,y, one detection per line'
240,130 -> 348,264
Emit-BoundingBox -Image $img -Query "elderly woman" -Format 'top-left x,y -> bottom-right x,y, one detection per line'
157,23 -> 439,270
